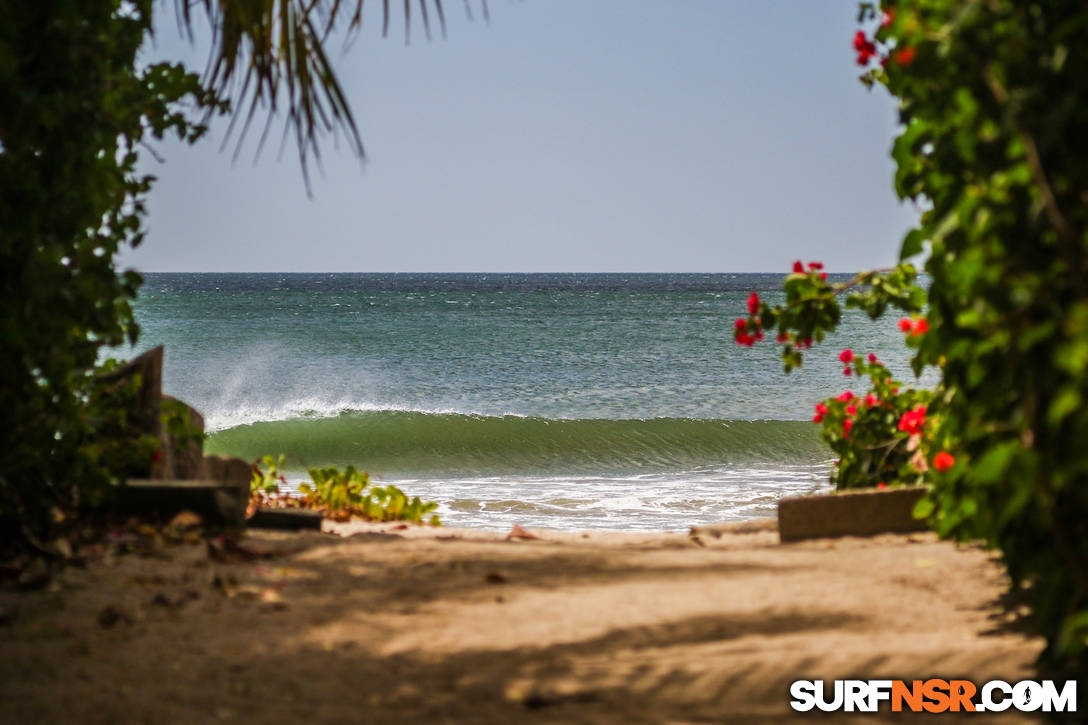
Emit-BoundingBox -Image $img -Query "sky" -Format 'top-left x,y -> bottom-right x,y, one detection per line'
120,0 -> 918,273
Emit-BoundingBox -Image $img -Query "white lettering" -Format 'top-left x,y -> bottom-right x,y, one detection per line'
1013,680 -> 1043,712
1041,680 -> 1077,713
982,680 -> 1012,712
815,680 -> 844,712
844,680 -> 869,712
868,680 -> 893,711
789,681 -> 816,712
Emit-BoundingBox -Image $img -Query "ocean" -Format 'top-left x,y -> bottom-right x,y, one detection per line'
128,273 -> 928,532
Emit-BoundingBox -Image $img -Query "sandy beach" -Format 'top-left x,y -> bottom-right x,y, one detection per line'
0,520 -> 1047,723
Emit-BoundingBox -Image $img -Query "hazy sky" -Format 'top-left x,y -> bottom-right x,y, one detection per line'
121,0 -> 917,273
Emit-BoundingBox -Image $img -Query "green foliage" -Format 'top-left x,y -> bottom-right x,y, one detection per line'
251,454 -> 288,495
737,264 -> 925,373
300,466 -> 373,515
738,0 -> 1088,672
161,398 -> 207,452
810,355 -> 935,490
362,484 -> 441,526
85,361 -> 163,485
250,457 -> 441,525
1,1 -> 484,542
302,465 -> 440,525
0,2 -> 226,535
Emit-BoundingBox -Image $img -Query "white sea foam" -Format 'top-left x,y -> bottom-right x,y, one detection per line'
201,398 -> 500,432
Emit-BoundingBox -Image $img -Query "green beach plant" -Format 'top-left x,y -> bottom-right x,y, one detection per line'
251,454 -> 289,495
251,457 -> 440,525
736,1 -> 1088,672
300,466 -> 372,515
301,466 -> 441,525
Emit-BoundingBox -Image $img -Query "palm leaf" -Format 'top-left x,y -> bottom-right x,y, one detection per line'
173,0 -> 489,186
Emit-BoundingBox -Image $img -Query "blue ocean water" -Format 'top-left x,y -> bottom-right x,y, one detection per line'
128,273 -> 929,531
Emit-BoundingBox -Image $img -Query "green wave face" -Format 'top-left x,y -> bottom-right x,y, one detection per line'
205,411 -> 828,476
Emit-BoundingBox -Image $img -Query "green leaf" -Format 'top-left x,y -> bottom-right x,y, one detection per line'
913,496 -> 935,519
970,442 -> 1018,485
1048,388 -> 1081,427
900,229 -> 926,260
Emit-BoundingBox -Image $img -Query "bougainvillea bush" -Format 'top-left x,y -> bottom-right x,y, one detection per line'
737,1 -> 1088,672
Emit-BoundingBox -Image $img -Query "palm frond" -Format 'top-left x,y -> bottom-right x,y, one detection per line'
173,0 -> 489,188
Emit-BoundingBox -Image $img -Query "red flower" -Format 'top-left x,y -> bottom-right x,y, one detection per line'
877,482 -> 888,489
865,393 -> 879,408
894,46 -> 916,66
792,260 -> 805,274
736,332 -> 754,347
843,367 -> 852,376
898,406 -> 927,435
808,261 -> 824,270
881,8 -> 895,28
813,402 -> 829,423
754,329 -> 765,342
845,404 -> 857,416
898,317 -> 913,332
843,418 -> 853,437
820,272 -> 828,281
854,32 -> 878,66
735,317 -> 747,331
746,291 -> 760,315
800,338 -> 813,349
912,318 -> 929,335
776,332 -> 789,344
867,353 -> 878,363
836,391 -> 855,402
839,349 -> 854,364
933,451 -> 955,472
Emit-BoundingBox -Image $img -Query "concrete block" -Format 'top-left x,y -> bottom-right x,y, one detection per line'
115,479 -> 248,528
777,486 -> 929,542
248,508 -> 323,531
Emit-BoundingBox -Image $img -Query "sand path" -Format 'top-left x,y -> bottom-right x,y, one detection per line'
0,522 -> 1045,723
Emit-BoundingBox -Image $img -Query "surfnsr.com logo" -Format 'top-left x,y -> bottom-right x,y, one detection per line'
790,679 -> 1077,713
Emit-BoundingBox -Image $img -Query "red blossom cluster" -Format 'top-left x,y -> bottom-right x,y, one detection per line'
853,30 -> 878,66
898,316 -> 929,336
733,261 -> 827,348
933,451 -> 955,473
839,348 -> 854,375
746,291 -> 760,315
898,406 -> 927,435
792,259 -> 828,280
852,14 -> 914,69
814,358 -> 890,438
894,46 -> 916,66
733,316 -> 763,347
